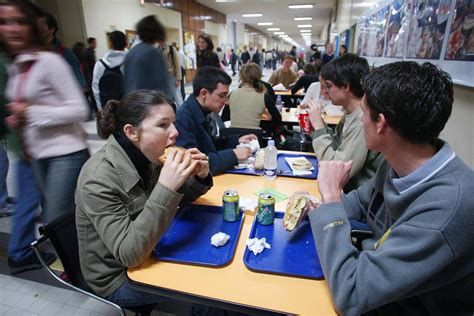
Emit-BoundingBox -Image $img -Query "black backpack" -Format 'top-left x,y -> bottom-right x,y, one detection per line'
98,60 -> 123,106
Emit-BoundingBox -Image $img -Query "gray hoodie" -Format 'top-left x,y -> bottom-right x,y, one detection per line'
92,50 -> 127,109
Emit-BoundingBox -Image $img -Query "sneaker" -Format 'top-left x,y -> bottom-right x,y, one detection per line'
8,251 -> 57,275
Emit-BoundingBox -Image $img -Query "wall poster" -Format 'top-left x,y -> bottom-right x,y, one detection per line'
445,0 -> 474,60
406,0 -> 452,59
385,0 -> 414,57
184,31 -> 197,69
125,30 -> 138,49
369,6 -> 391,56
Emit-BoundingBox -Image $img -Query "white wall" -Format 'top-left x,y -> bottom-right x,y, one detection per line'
204,21 -> 227,49
235,22 -> 246,49
440,85 -> 474,168
81,0 -> 182,58
37,0 -> 86,46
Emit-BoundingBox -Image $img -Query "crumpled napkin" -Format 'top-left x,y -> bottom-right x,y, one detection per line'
211,232 -> 230,247
246,237 -> 271,256
272,83 -> 286,91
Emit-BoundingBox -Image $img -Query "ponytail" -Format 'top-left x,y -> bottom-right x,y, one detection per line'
97,100 -> 119,139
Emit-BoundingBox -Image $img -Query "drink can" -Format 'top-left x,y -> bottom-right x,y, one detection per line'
256,193 -> 275,225
299,110 -> 313,134
222,189 -> 240,222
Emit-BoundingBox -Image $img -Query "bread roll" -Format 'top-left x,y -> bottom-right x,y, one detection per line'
291,158 -> 312,171
158,146 -> 187,164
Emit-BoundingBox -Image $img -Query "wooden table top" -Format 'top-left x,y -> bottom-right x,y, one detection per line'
128,168 -> 336,315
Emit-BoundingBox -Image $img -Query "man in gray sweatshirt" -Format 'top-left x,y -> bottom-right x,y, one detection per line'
306,61 -> 474,315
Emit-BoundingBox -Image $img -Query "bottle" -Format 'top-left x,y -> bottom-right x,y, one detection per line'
275,95 -> 283,112
264,140 -> 278,180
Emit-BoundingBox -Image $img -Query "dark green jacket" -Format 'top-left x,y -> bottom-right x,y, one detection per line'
75,135 -> 212,297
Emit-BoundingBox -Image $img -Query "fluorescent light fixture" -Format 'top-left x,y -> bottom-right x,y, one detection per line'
274,31 -> 285,34
267,27 -> 280,31
300,29 -> 311,32
289,4 -> 314,9
278,34 -> 287,37
257,22 -> 273,25
242,13 -> 262,17
294,17 -> 312,20
297,24 -> 312,28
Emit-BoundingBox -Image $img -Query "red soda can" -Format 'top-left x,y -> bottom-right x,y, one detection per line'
299,110 -> 313,134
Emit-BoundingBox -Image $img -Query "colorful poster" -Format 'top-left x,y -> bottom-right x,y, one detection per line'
406,0 -> 452,59
184,32 -> 197,69
385,0 -> 415,57
445,0 -> 474,60
356,20 -> 370,56
369,6 -> 391,56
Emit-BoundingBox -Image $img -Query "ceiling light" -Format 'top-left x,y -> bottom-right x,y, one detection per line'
257,22 -> 273,25
274,31 -> 285,34
294,17 -> 312,20
267,27 -> 280,31
300,30 -> 311,32
289,4 -> 314,9
297,24 -> 312,28
242,13 -> 262,17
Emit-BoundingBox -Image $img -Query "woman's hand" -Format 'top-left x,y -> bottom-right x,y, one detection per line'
158,149 -> 199,191
6,102 -> 28,128
186,148 -> 210,179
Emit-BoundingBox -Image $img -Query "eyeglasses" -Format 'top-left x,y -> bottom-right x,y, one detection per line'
323,81 -> 333,91
213,91 -> 229,100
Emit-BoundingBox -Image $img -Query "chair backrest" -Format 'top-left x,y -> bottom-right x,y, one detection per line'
219,127 -> 267,147
38,211 -> 90,291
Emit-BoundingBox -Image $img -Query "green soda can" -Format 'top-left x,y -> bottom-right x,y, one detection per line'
222,189 -> 240,222
257,193 -> 275,225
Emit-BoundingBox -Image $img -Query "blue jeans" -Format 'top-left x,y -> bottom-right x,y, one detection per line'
106,280 -> 167,307
0,142 -> 9,208
32,149 -> 89,224
8,159 -> 41,261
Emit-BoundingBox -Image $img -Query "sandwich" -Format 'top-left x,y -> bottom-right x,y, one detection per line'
158,146 -> 188,164
291,158 -> 312,171
283,195 -> 307,231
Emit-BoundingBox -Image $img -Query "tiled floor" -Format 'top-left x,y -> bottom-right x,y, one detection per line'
0,66 -> 275,316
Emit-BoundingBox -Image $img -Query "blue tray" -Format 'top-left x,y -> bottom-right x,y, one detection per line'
225,153 -> 318,179
243,212 -> 324,279
153,204 -> 244,267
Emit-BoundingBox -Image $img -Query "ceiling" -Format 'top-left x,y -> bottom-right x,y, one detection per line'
196,0 -> 336,47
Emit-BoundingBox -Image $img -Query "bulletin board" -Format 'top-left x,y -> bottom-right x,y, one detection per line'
355,0 -> 474,87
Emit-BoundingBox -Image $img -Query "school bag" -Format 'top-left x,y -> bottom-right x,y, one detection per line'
98,60 -> 123,106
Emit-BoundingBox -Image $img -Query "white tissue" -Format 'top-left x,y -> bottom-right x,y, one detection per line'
246,237 -> 271,256
211,232 -> 230,247
272,83 -> 286,91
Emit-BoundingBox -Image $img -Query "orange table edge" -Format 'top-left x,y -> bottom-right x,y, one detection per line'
128,159 -> 336,315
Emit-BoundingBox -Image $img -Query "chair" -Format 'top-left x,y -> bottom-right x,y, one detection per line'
349,219 -> 373,251
30,211 -> 155,316
219,127 -> 271,147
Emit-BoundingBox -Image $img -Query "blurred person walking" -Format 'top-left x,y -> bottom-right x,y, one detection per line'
0,0 -> 56,274
37,11 -> 85,88
172,42 -> 186,101
0,17 -> 12,217
162,42 -> 183,106
4,1 -> 89,226
123,15 -> 171,97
